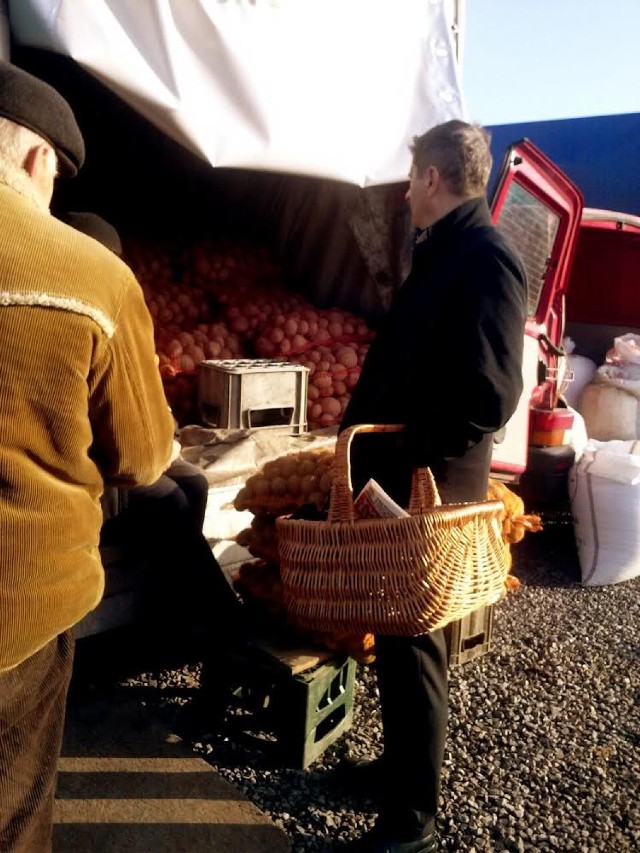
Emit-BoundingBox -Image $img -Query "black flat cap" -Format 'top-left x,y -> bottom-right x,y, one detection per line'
0,61 -> 85,177
64,211 -> 123,256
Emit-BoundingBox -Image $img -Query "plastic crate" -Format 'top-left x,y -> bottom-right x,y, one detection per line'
198,359 -> 308,433
225,639 -> 356,768
445,603 -> 495,667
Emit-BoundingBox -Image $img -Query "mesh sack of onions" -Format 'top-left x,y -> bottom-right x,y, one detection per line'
234,448 -> 335,516
288,342 -> 370,429
255,307 -> 374,359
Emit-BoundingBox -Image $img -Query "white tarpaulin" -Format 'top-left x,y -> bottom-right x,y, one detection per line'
8,0 -> 466,186
0,0 -> 9,60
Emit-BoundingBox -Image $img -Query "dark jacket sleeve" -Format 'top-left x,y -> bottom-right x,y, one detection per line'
405,242 -> 527,465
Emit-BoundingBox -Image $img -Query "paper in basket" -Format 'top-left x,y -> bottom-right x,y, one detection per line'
353,479 -> 410,519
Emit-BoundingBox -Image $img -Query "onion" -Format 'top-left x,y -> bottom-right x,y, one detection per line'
271,477 -> 288,496
319,413 -> 337,427
336,346 -> 358,368
319,470 -> 333,493
287,474 -> 302,495
166,340 -> 182,358
314,372 -> 332,389
300,474 -> 317,495
321,397 -> 342,417
284,317 -> 298,336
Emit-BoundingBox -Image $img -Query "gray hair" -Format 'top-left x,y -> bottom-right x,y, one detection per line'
0,117 -> 57,210
410,120 -> 493,197
0,116 -> 47,169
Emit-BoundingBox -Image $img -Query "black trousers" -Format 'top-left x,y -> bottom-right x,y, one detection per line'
375,630 -> 448,839
103,459 -> 245,651
350,432 -> 493,838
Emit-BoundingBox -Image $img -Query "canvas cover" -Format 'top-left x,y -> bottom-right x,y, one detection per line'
8,0 -> 465,186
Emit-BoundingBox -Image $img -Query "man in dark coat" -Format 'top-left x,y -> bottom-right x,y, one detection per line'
340,120 -> 527,852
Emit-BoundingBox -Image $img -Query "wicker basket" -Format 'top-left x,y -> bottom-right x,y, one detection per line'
277,424 -> 509,636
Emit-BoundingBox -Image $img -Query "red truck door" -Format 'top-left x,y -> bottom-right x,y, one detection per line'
489,140 -> 584,478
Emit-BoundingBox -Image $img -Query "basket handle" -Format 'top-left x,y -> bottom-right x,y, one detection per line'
328,423 -> 442,522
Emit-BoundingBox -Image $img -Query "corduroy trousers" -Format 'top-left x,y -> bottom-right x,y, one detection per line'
0,632 -> 74,853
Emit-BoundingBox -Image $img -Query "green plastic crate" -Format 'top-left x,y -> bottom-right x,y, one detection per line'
226,642 -> 356,769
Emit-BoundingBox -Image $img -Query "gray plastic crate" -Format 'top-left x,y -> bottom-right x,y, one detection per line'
445,603 -> 495,667
198,359 -> 309,433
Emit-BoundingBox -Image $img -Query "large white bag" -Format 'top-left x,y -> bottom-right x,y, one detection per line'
578,382 -> 640,440
563,354 -> 597,409
577,333 -> 640,439
569,438 -> 640,586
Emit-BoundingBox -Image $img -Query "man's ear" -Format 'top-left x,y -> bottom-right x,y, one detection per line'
24,143 -> 54,180
425,165 -> 440,196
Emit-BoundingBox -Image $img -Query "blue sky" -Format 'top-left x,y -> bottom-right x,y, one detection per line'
462,0 -> 640,125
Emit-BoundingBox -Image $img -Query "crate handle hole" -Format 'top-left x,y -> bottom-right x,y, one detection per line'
247,406 -> 294,428
314,704 -> 347,743
461,632 -> 486,652
318,680 -> 346,710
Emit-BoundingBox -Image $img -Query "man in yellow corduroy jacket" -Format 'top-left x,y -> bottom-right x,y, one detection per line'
0,61 -> 175,852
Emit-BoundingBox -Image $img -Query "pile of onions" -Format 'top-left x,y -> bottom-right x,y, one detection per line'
232,560 -> 286,620
120,237 -> 376,434
215,285 -> 308,341
123,237 -> 177,289
236,513 -> 279,563
185,238 -> 283,291
159,322 -> 244,426
289,342 -> 370,429
234,448 -> 335,515
143,283 -> 212,329
255,308 -> 373,359
156,321 -> 244,376
161,373 -> 199,426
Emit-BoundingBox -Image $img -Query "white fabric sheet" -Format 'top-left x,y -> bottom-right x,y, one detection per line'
9,0 -> 466,186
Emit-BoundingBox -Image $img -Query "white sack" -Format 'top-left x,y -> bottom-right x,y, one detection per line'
568,406 -> 589,463
578,382 -> 640,440
611,332 -> 640,365
563,354 -> 597,409
569,438 -> 640,586
595,362 -> 640,395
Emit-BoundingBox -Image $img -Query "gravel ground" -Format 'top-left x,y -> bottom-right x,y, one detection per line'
73,514 -> 640,852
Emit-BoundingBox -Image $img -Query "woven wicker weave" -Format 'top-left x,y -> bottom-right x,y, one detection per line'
277,424 -> 509,636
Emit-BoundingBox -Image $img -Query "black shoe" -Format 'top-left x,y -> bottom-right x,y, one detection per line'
336,755 -> 386,797
342,823 -> 437,852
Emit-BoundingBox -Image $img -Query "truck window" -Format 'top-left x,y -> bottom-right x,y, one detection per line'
495,182 -> 560,318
